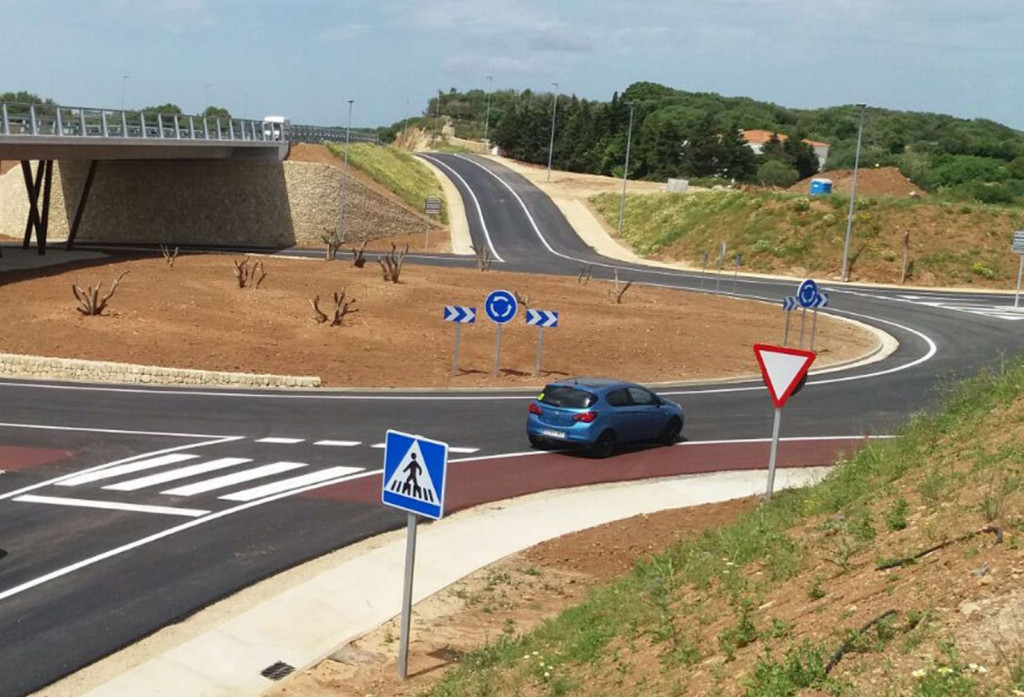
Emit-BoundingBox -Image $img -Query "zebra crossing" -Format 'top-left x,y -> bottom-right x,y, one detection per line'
11,435 -> 481,516
895,294 -> 1024,321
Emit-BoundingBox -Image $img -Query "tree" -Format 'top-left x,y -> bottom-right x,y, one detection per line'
0,91 -> 53,104
203,106 -> 231,119
143,103 -> 183,115
783,137 -> 820,179
757,160 -> 799,188
719,124 -> 758,181
679,113 -> 726,178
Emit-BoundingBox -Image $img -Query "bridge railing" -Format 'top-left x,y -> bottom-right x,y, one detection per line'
0,102 -> 283,143
287,124 -> 380,146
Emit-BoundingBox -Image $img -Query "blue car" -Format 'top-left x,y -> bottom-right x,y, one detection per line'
526,378 -> 684,458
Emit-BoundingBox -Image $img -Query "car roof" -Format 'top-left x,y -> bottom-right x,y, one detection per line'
546,377 -> 643,392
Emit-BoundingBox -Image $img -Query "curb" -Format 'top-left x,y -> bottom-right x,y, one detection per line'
0,353 -> 321,389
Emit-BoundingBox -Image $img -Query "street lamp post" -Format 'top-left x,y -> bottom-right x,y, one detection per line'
432,90 -> 440,144
546,82 -> 559,182
338,99 -> 355,248
120,75 -> 130,111
483,75 -> 494,149
617,102 -> 635,239
840,103 -> 867,283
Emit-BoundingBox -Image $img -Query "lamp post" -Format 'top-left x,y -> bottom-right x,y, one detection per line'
617,102 -> 635,239
338,99 -> 355,247
432,90 -> 440,144
483,75 -> 494,149
546,82 -> 559,182
120,75 -> 130,111
840,103 -> 867,283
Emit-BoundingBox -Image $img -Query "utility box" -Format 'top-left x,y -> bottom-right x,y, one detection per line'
667,178 -> 689,193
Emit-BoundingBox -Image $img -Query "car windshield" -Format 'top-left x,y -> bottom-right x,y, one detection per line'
540,385 -> 597,409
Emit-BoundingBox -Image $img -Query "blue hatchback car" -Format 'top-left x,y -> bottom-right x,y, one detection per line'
526,378 -> 684,458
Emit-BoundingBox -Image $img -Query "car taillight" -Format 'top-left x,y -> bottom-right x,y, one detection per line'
528,403 -> 543,415
573,411 -> 598,423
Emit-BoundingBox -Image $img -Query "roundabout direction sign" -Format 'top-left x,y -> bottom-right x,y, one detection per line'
485,289 -> 518,375
797,278 -> 819,308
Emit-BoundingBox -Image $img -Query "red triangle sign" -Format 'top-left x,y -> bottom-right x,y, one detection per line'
753,344 -> 816,408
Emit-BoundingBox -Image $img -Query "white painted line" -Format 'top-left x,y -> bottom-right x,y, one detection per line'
313,440 -> 362,447
370,443 -> 385,449
219,466 -> 364,502
58,454 -> 200,487
448,447 -> 480,454
161,462 -> 307,496
417,154 -> 506,262
255,437 -> 305,444
14,494 -> 209,518
104,458 -> 252,492
0,436 -> 244,502
0,422 -> 233,439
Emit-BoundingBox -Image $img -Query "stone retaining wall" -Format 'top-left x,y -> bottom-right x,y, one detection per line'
0,352 -> 321,388
0,159 -> 426,248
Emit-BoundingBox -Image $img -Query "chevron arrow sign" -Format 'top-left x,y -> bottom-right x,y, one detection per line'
809,292 -> 829,309
525,309 -> 559,328
443,306 -> 476,323
781,296 -> 798,311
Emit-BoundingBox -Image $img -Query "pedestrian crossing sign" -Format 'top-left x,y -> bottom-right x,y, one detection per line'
382,430 -> 448,519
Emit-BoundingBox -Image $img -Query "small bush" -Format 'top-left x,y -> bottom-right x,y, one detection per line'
970,262 -> 995,279
885,498 -> 910,531
743,642 -> 828,696
792,197 -> 811,212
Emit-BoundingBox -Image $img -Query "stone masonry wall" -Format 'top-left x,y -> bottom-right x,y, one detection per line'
0,158 -> 427,247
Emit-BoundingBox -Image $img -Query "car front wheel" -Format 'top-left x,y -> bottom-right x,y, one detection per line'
660,417 -> 682,446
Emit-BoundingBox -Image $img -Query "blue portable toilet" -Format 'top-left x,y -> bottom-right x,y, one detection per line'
809,178 -> 833,195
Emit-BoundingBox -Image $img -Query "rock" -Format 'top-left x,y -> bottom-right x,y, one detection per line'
959,601 -> 981,617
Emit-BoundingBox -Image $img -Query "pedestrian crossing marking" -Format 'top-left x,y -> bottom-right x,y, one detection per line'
58,453 -> 199,487
104,457 -> 252,492
383,439 -> 440,505
161,461 -> 306,497
219,466 -> 363,502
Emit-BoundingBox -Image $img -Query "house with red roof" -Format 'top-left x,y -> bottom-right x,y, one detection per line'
741,130 -> 831,171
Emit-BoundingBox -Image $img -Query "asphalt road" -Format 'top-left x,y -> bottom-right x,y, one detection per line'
0,154 -> 1021,696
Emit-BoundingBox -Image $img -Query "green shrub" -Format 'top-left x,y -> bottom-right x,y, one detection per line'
970,262 -> 995,279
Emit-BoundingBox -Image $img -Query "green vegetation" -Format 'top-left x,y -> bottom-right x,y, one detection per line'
325,142 -> 447,224
589,190 -> 1024,286
390,82 -> 1024,205
425,359 -> 1024,696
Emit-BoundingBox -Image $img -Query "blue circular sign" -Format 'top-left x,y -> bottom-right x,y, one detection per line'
484,289 -> 518,324
797,279 -> 818,309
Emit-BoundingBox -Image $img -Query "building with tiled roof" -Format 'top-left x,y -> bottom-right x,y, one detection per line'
741,130 -> 830,171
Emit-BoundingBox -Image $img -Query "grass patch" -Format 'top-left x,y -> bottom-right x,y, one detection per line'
325,142 -> 447,224
424,358 -> 1024,696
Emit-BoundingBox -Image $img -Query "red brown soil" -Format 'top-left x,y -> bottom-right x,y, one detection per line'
791,166 -> 926,197
0,255 -> 874,388
0,161 -> 15,175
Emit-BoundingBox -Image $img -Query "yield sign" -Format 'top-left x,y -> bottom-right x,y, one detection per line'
753,344 -> 816,408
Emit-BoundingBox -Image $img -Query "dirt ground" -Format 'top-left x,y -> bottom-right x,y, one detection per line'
267,498 -> 758,697
0,254 -> 874,387
486,154 -> 671,201
791,166 -> 925,198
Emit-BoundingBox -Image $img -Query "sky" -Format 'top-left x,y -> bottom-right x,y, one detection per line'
2,0 -> 1023,130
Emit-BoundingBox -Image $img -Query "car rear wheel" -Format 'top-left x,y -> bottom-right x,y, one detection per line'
589,430 -> 616,459
660,417 -> 682,446
528,435 -> 547,449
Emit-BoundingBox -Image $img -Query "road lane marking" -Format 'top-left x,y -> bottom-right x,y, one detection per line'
104,458 -> 252,492
219,466 -> 364,502
0,422 -> 235,439
57,454 -> 201,487
417,154 -> 506,262
255,437 -> 305,444
13,494 -> 208,517
449,447 -> 480,454
314,440 -> 362,447
161,462 -> 307,496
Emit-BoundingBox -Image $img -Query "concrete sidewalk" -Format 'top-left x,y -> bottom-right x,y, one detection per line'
54,466 -> 829,697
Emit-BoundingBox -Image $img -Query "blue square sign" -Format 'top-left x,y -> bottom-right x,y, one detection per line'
381,430 -> 448,520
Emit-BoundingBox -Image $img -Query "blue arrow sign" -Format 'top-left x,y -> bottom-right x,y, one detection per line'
381,430 -> 448,520
484,289 -> 518,324
797,279 -> 819,308
525,309 -> 559,328
443,305 -> 476,323
781,296 -> 798,311
809,292 -> 829,309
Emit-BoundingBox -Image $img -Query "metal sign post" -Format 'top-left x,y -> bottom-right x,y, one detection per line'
525,309 -> 559,377
753,345 -> 816,501
781,296 -> 796,345
732,252 -> 742,296
809,293 -> 828,351
1016,255 -> 1023,309
424,197 -> 442,251
798,309 -> 807,348
715,242 -> 725,293
484,290 -> 518,376
443,305 -> 476,375
381,430 -> 449,680
1013,231 -> 1024,309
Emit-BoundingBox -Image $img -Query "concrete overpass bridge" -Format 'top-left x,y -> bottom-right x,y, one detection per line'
0,102 -> 380,255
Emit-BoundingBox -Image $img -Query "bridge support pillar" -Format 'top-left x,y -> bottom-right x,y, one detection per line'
20,159 -> 53,255
66,160 -> 99,251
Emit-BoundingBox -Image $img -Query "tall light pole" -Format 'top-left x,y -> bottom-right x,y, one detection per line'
617,102 -> 636,239
840,103 -> 867,283
546,82 -> 559,182
483,75 -> 494,148
120,75 -> 130,111
432,90 -> 441,144
338,99 -> 355,246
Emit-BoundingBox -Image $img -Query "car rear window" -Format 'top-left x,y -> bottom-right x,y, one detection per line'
539,385 -> 597,409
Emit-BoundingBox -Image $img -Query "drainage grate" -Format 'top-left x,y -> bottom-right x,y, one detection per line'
260,661 -> 295,681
